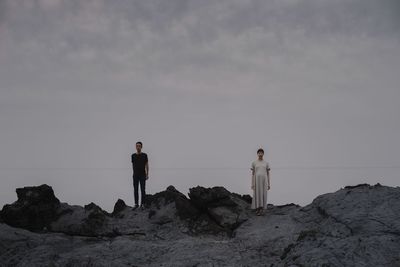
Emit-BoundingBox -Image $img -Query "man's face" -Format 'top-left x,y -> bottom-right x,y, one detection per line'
257,151 -> 264,158
136,143 -> 142,152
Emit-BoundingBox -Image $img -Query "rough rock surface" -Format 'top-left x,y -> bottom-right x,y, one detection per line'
1,184 -> 60,231
188,186 -> 251,232
1,183 -> 400,266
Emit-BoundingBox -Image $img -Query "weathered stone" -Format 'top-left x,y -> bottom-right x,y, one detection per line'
189,186 -> 237,210
147,185 -> 201,220
84,202 -> 105,212
188,186 -> 250,231
281,184 -> 400,266
241,194 -> 252,204
0,184 -> 60,231
112,199 -> 127,216
145,186 -> 227,235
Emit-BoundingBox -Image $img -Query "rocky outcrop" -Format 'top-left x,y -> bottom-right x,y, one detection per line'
145,185 -> 225,235
0,184 -> 247,238
0,184 -> 60,231
146,185 -> 200,220
189,186 -> 250,231
112,199 -> 127,216
1,183 -> 400,266
280,183 -> 400,266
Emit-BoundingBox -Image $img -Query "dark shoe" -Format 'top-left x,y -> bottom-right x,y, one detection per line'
132,205 -> 139,211
140,204 -> 145,210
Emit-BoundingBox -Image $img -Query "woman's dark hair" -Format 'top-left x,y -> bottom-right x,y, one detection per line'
136,141 -> 143,146
257,148 -> 264,154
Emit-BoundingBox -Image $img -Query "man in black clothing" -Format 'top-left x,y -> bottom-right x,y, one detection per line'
131,141 -> 149,210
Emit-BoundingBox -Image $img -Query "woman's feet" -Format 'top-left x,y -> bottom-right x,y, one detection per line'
255,208 -> 264,216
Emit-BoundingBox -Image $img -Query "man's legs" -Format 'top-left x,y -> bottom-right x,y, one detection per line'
133,176 -> 139,207
139,177 -> 146,207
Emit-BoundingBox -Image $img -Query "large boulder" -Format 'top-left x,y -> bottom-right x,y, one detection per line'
0,184 -> 60,231
146,186 -> 225,235
0,184 -> 114,237
189,186 -> 237,209
147,185 -> 200,220
189,186 -> 250,231
112,199 -> 127,216
50,202 -> 112,237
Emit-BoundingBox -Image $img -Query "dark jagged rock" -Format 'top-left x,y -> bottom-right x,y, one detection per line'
344,183 -> 373,189
189,186 -> 238,210
147,185 -> 200,220
112,199 -> 127,216
188,186 -> 250,231
84,202 -> 101,211
276,203 -> 300,208
1,184 -> 60,231
146,185 -> 225,235
84,202 -> 109,215
15,184 -> 60,204
240,194 -> 252,204
83,206 -> 108,232
50,202 -> 115,237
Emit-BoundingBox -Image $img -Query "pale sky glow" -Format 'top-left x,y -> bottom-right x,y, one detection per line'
1,0 -> 400,211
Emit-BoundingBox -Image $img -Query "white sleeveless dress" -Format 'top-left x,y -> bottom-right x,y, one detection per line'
251,160 -> 269,209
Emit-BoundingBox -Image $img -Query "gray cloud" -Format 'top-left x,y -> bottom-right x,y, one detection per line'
1,0 -> 399,211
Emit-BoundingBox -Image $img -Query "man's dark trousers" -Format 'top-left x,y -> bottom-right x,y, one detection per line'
133,176 -> 146,205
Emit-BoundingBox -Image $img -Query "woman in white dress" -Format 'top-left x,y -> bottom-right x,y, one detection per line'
251,148 -> 270,216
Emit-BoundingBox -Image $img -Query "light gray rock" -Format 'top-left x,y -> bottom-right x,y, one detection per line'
281,184 -> 400,266
1,183 -> 400,266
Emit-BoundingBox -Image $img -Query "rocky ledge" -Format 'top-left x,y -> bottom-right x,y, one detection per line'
0,183 -> 399,266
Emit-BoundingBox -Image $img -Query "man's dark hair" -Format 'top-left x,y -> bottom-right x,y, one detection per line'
136,141 -> 143,146
257,148 -> 264,154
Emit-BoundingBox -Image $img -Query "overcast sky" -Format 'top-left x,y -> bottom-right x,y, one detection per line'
1,0 -> 399,211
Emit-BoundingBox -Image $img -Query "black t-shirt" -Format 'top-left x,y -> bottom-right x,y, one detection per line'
131,153 -> 148,178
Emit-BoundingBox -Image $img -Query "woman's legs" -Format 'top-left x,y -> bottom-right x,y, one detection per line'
255,207 -> 262,215
255,207 -> 266,216
258,208 -> 264,216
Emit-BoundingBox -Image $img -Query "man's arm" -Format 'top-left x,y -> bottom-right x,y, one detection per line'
131,155 -> 134,176
145,162 -> 149,180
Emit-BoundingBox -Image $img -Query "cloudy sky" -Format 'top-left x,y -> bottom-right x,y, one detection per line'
1,0 -> 399,211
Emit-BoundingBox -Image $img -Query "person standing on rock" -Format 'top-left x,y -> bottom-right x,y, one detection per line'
251,148 -> 270,216
131,141 -> 149,210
